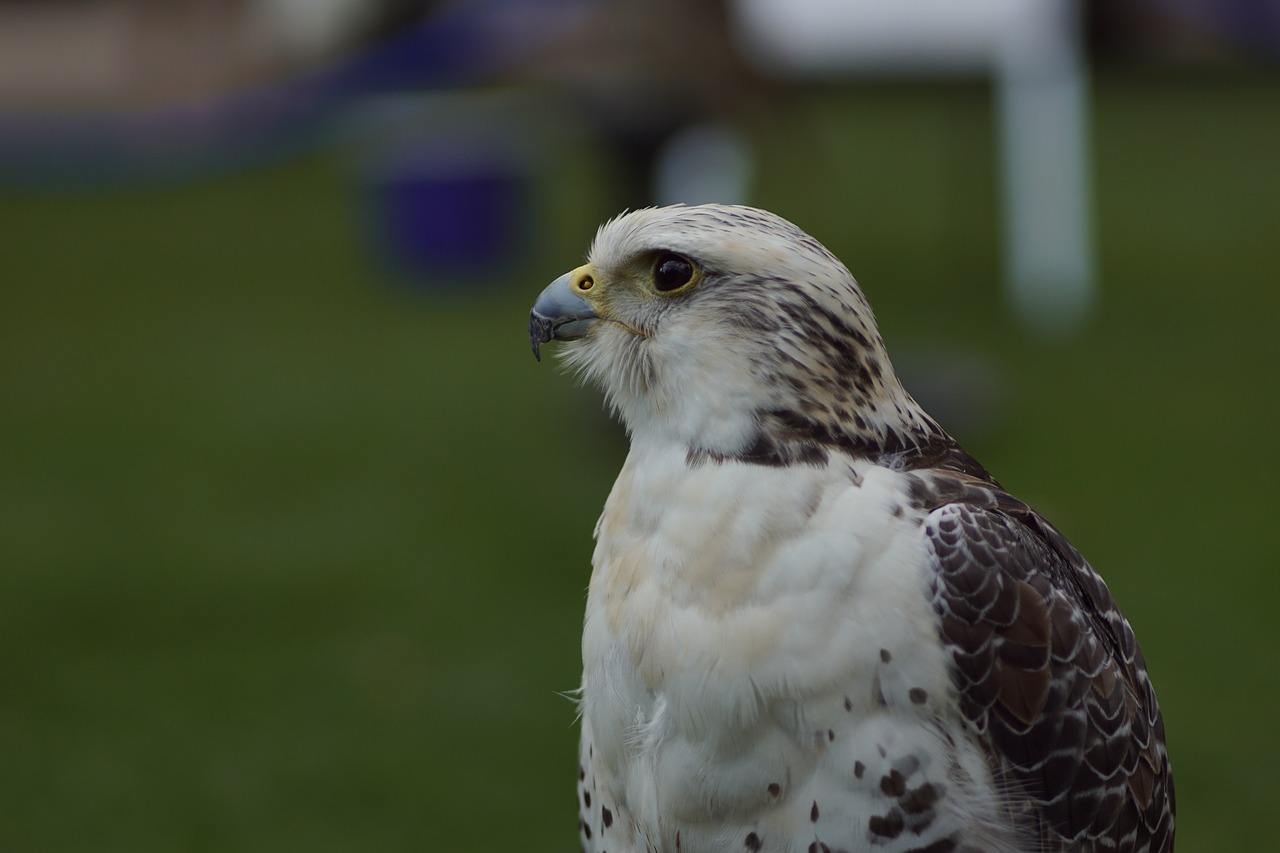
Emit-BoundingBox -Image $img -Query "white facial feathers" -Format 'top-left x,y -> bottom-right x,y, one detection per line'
560,204 -> 940,467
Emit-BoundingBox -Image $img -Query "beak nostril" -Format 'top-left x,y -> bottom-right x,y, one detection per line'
529,269 -> 601,360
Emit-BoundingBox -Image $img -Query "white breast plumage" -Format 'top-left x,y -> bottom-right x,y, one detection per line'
576,443 -> 1012,853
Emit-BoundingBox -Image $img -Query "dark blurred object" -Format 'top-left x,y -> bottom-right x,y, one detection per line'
364,143 -> 526,281
895,348 -> 1010,444
1089,0 -> 1280,63
356,95 -> 535,284
513,0 -> 767,209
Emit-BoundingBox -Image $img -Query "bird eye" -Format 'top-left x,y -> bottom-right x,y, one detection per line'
653,252 -> 695,293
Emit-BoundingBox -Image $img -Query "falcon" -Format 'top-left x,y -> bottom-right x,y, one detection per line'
529,205 -> 1174,853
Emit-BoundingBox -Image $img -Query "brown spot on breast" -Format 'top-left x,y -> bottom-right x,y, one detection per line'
901,782 -> 942,814
602,806 -> 613,828
880,769 -> 907,797
869,808 -> 905,839
909,687 -> 928,705
880,648 -> 892,663
810,800 -> 820,822
744,831 -> 762,851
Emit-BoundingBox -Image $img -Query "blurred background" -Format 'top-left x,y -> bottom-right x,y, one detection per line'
0,0 -> 1276,849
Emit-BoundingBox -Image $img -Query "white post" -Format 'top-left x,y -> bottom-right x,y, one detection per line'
997,0 -> 1094,337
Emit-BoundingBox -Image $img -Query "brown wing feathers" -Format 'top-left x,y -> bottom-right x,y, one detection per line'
916,472 -> 1174,852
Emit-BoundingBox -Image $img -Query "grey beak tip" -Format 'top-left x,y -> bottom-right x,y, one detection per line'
529,311 -> 554,362
529,272 -> 596,360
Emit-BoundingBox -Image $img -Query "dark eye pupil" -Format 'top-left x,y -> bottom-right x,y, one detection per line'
654,253 -> 694,292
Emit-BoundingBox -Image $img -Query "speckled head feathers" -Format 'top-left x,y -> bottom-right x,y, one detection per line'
556,204 -> 966,471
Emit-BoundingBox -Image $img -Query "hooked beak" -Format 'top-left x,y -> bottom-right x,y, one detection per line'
529,270 -> 599,361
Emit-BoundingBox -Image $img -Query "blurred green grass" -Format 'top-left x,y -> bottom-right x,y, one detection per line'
1,72 -> 1276,851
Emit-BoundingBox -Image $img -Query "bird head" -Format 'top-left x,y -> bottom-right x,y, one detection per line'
530,205 -> 946,468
